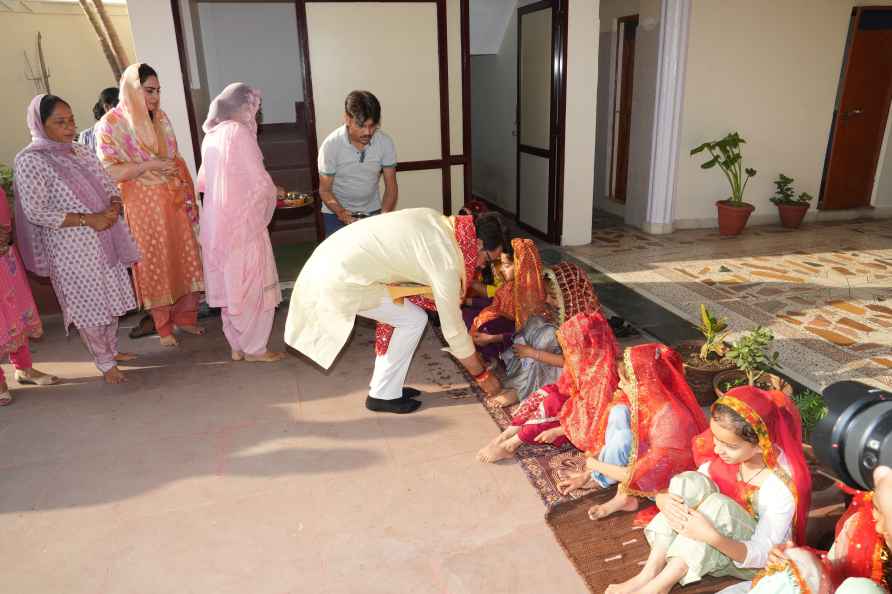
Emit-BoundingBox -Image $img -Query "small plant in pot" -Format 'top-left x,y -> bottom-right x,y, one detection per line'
769,173 -> 813,229
714,326 -> 791,398
0,164 -> 13,212
691,132 -> 757,237
675,305 -> 736,406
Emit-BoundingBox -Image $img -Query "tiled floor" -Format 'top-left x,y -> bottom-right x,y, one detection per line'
0,313 -> 587,594
565,218 -> 892,391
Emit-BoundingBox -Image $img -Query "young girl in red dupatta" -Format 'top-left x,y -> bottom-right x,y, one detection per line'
476,311 -> 618,463
606,386 -> 812,594
736,486 -> 890,594
488,261 -> 601,408
556,343 -> 708,520
467,238 -> 546,362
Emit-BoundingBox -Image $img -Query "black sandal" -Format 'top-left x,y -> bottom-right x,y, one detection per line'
128,314 -> 157,339
609,316 -> 639,338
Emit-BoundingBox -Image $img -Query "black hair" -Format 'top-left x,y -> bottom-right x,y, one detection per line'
39,95 -> 70,124
93,87 -> 120,121
712,403 -> 760,445
475,212 -> 508,252
138,64 -> 158,85
344,90 -> 381,125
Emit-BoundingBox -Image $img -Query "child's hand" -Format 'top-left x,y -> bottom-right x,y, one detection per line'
658,493 -> 688,523
678,509 -> 718,544
513,344 -> 536,359
534,426 -> 565,444
767,542 -> 793,565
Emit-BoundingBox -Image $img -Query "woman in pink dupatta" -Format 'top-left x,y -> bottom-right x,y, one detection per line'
0,187 -> 59,405
198,83 -> 283,362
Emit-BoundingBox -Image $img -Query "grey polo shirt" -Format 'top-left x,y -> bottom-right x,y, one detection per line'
318,125 -> 397,214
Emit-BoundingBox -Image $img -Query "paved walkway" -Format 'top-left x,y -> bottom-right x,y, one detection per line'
0,312 -> 586,594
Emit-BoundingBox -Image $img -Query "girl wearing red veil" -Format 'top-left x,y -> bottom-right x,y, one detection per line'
728,486 -> 890,594
476,311 -> 618,463
606,386 -> 812,594
556,343 -> 708,521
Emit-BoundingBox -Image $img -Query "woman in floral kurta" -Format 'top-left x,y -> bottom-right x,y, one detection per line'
95,63 -> 204,347
15,94 -> 139,384
0,187 -> 58,405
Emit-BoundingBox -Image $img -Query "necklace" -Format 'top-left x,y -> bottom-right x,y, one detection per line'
738,464 -> 767,486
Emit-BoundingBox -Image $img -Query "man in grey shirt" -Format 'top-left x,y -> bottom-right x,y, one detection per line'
318,90 -> 398,237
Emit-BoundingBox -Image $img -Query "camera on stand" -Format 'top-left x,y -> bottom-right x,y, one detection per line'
811,380 -> 892,490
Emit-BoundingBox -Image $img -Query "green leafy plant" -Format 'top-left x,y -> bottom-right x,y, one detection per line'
725,326 -> 780,386
696,304 -> 730,361
690,132 -> 757,205
792,389 -> 828,439
0,164 -> 13,209
769,173 -> 814,206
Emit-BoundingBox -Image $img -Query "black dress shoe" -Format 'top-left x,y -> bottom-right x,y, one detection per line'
402,387 -> 422,399
366,395 -> 422,414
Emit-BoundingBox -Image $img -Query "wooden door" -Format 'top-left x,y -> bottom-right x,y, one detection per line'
516,0 -> 566,242
821,7 -> 892,210
610,15 -> 638,203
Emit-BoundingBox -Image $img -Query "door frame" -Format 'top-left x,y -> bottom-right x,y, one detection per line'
169,0 -> 473,241
608,13 -> 638,204
819,5 -> 892,210
515,0 -> 568,245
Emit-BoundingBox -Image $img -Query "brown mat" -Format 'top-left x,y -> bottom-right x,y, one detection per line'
546,488 -> 740,594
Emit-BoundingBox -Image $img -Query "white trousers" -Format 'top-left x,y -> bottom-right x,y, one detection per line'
357,297 -> 428,400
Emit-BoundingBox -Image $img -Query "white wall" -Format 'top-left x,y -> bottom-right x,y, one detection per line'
198,3 -> 304,125
0,2 -> 135,167
470,3 -> 519,212
675,0 -> 892,229
561,0 -> 599,245
125,0 -> 197,177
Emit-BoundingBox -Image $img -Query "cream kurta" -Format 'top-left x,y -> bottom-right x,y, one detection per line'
284,208 -> 475,369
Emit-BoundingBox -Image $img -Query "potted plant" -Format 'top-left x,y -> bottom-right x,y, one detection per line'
713,326 -> 790,398
792,388 -> 828,441
675,305 -> 735,406
0,164 -> 13,211
769,173 -> 813,229
691,132 -> 757,237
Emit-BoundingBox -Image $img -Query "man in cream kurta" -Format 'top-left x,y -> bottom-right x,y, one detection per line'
284,207 -> 503,414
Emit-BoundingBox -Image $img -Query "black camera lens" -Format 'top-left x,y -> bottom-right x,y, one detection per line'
811,380 -> 892,491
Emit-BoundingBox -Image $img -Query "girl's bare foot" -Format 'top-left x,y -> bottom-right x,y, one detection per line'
476,435 -> 522,463
114,352 -> 138,363
231,351 -> 245,361
159,335 -> 178,347
103,366 -> 126,384
244,351 -> 285,363
490,389 -> 519,407
176,325 -> 206,336
605,570 -> 654,594
0,381 -> 11,406
14,367 -> 60,385
588,490 -> 639,520
496,425 -> 520,443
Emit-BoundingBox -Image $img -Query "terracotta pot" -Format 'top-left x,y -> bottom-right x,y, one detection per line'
776,203 -> 810,229
712,369 -> 793,400
715,200 -> 754,237
675,340 -> 735,407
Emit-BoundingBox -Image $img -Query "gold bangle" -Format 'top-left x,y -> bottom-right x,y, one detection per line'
79,214 -> 86,227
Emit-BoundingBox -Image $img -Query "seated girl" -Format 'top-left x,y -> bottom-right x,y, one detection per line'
722,485 -> 890,594
467,238 -> 546,362
605,386 -> 812,594
488,261 -> 601,407
555,343 -> 708,520
477,310 -> 618,463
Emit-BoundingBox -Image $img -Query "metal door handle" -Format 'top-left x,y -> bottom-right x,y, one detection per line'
843,108 -> 864,119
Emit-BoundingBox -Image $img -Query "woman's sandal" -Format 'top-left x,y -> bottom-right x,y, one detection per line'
129,314 -> 157,339
14,369 -> 60,386
0,390 -> 12,406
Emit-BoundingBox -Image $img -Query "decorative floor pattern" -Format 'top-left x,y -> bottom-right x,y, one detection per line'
567,219 -> 892,391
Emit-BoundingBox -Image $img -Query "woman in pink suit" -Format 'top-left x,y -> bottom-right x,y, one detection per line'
197,83 -> 283,362
0,187 -> 59,405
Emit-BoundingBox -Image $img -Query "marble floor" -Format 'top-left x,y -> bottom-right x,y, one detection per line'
566,218 -> 892,391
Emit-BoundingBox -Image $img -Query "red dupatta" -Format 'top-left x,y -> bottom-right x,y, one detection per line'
825,487 -> 889,589
470,238 -> 546,334
375,215 -> 478,356
612,344 -> 709,497
544,262 -> 600,325
693,386 -> 812,545
555,311 -> 620,452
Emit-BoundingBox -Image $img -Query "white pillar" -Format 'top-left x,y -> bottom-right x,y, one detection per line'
642,0 -> 691,235
122,0 -> 197,178
561,0 -> 599,246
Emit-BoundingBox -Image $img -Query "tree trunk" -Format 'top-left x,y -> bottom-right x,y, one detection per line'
92,0 -> 129,70
77,0 -> 121,81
